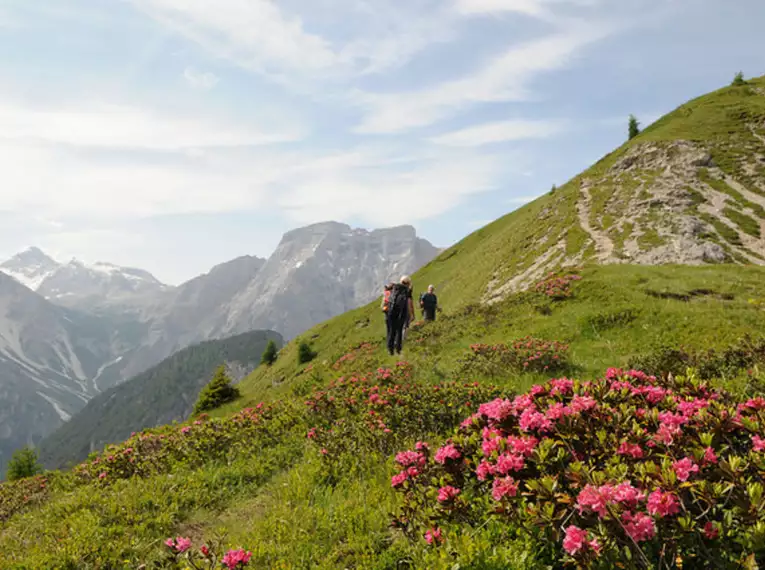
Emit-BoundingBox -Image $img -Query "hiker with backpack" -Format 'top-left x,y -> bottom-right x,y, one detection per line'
386,275 -> 415,355
420,284 -> 438,321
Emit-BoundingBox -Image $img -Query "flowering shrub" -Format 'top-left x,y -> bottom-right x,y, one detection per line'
0,474 -> 50,522
458,337 -> 570,378
534,272 -> 582,299
305,362 -> 501,476
161,535 -> 252,569
332,342 -> 376,370
392,368 -> 765,569
75,404 -> 295,484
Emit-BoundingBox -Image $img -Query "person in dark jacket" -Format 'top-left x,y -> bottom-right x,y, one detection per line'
386,275 -> 414,355
420,284 -> 438,321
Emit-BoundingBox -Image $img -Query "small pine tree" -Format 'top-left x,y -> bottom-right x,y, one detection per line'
297,341 -> 316,364
260,340 -> 278,366
6,447 -> 42,481
732,71 -> 746,86
628,114 -> 640,140
193,365 -> 240,414
550,184 -> 557,194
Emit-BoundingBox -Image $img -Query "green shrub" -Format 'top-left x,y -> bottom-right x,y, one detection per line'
732,71 -> 747,86
298,342 -> 317,364
260,340 -> 278,366
6,447 -> 42,481
193,365 -> 240,414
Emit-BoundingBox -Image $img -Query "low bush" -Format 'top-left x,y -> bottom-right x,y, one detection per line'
458,337 -> 570,378
391,369 -> 765,569
534,272 -> 582,299
298,341 -> 317,364
5,446 -> 42,481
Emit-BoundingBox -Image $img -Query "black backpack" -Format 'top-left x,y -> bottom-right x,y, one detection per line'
388,284 -> 409,320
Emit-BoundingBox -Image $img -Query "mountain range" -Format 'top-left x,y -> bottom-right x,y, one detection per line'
0,222 -> 438,469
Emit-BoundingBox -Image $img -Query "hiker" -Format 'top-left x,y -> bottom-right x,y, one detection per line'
420,284 -> 438,321
386,275 -> 415,355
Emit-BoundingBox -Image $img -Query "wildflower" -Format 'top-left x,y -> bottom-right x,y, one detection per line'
181,426 -> 191,434
434,444 -> 462,464
613,482 -> 645,508
165,536 -> 192,553
673,457 -> 699,482
306,428 -> 316,439
569,395 -> 597,414
492,476 -> 518,501
495,453 -> 525,474
562,526 -> 599,556
460,413 -> 480,429
745,397 -> 765,410
703,447 -> 718,464
577,485 -> 614,518
424,527 -> 443,545
437,485 -> 461,503
518,408 -> 552,433
617,442 -> 644,459
478,398 -> 514,421
200,545 -> 211,557
221,548 -> 252,569
98,472 -> 107,480
415,441 -> 429,452
703,521 -> 719,540
476,460 -> 494,481
550,378 -> 574,396
753,435 -> 765,452
545,402 -> 567,421
395,450 -> 426,468
530,384 -> 546,397
621,511 -> 656,542
507,435 -> 538,457
320,448 -> 328,455
647,489 -> 680,517
391,471 -> 408,488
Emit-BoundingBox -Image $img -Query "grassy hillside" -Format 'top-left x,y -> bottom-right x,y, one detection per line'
37,330 -> 282,471
2,76 -> 765,569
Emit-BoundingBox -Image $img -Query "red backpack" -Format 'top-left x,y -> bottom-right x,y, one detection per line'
382,289 -> 391,312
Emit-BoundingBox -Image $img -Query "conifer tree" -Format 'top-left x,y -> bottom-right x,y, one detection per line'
260,339 -> 278,366
628,114 -> 640,140
6,447 -> 42,481
732,71 -> 746,86
193,365 -> 240,414
297,341 -> 316,364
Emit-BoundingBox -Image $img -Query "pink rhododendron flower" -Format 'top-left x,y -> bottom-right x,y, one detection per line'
391,471 -> 407,488
656,422 -> 681,445
221,548 -> 252,569
518,408 -> 552,433
476,460 -> 494,481
676,398 -> 709,417
569,395 -> 597,414
507,435 -> 538,457
434,444 -> 462,464
481,436 -> 501,457
200,545 -> 211,557
437,485 -> 461,503
550,378 -> 574,396
478,398 -> 514,421
753,436 -> 765,452
703,521 -> 719,539
703,447 -> 718,464
673,457 -> 699,482
165,536 -> 192,553
545,402 -> 567,421
617,442 -> 644,459
622,511 -> 656,542
460,413 -> 480,429
562,525 -> 587,555
306,428 -> 316,439
415,441 -> 429,451
181,426 -> 191,434
745,397 -> 765,410
658,412 -> 688,428
424,527 -> 443,545
647,489 -> 680,517
613,482 -> 645,508
320,448 -> 328,455
98,472 -> 107,480
395,450 -> 426,468
492,476 -> 518,501
530,384 -> 546,397
577,485 -> 614,518
495,453 -> 525,474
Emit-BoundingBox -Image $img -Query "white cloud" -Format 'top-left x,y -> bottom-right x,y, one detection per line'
455,0 -> 601,17
0,98 -> 302,150
507,193 -> 543,204
354,22 -> 612,134
183,66 -> 220,90
275,147 -> 504,226
430,119 -> 565,146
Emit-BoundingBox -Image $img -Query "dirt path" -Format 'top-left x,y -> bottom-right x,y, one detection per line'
576,183 -> 615,261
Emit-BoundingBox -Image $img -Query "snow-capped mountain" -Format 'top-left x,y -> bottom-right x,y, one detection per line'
0,247 -> 60,291
0,248 -> 169,310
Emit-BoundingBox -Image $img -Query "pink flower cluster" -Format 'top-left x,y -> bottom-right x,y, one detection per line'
576,482 -> 645,518
165,536 -> 192,553
563,525 -> 601,556
222,548 -> 253,569
434,444 -> 462,464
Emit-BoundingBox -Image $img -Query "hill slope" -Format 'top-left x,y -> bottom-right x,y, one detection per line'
37,329 -> 282,470
1,76 -> 765,570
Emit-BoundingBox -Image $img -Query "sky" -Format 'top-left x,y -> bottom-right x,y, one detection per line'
0,0 -> 763,284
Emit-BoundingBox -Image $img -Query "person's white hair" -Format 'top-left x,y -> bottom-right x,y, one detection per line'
428,284 -> 434,290
400,275 -> 412,285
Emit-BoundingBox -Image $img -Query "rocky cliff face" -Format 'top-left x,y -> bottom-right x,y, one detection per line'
219,222 -> 440,339
0,273 -> 120,467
